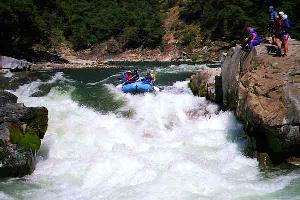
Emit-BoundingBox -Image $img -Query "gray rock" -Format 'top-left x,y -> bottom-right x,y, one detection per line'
0,56 -> 32,71
0,90 -> 18,106
188,68 -> 221,102
0,90 -> 48,177
220,43 -> 300,161
221,46 -> 242,110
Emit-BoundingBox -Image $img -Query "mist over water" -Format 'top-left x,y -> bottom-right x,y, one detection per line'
1,65 -> 299,200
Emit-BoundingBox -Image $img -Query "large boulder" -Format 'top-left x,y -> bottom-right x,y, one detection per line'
0,56 -> 32,71
221,43 -> 300,162
189,68 -> 222,103
221,46 -> 257,110
0,90 -> 48,177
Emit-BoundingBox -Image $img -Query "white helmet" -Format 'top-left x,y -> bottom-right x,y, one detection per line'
279,11 -> 284,16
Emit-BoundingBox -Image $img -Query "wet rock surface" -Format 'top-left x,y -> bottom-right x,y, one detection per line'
0,90 -> 48,177
189,68 -> 222,104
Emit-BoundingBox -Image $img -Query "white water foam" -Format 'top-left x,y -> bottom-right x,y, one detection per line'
87,74 -> 122,86
155,64 -> 208,74
2,72 -> 299,200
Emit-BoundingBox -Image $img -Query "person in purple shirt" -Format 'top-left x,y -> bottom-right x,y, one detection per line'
245,27 -> 261,50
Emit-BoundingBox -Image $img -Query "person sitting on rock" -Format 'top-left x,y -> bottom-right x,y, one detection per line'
245,27 -> 261,50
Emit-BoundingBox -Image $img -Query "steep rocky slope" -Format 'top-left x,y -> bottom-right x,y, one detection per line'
190,39 -> 300,164
233,40 -> 300,162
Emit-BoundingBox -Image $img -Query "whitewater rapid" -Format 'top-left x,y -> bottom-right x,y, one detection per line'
1,70 -> 299,200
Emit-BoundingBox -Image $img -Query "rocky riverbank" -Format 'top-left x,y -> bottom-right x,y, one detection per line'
0,90 -> 48,177
189,39 -> 300,165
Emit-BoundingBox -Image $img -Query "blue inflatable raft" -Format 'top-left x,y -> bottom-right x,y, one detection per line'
121,81 -> 154,93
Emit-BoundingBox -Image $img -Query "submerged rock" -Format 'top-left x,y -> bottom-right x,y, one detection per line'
257,152 -> 272,169
0,90 -> 48,177
287,157 -> 300,167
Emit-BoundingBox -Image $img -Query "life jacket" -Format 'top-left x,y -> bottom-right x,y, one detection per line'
144,73 -> 153,83
269,10 -> 278,23
122,72 -> 126,82
125,73 -> 131,82
275,19 -> 284,35
132,72 -> 139,81
249,29 -> 261,43
150,70 -> 156,82
283,19 -> 292,32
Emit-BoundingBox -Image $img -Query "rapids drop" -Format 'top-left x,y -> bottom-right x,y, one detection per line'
0,65 -> 299,200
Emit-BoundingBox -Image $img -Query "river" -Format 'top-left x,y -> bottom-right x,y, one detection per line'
0,64 -> 299,200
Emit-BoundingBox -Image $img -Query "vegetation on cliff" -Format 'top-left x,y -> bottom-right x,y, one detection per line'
0,0 -> 163,52
176,0 -> 300,40
1,0 -> 299,55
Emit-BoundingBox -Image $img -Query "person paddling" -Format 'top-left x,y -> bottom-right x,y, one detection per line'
150,69 -> 156,83
131,68 -> 139,82
125,70 -> 132,84
142,69 -> 153,84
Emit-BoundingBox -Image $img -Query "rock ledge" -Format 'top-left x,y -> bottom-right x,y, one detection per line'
0,90 -> 48,177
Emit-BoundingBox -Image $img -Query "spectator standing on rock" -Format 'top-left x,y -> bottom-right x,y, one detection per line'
274,15 -> 285,55
282,14 -> 292,56
269,5 -> 278,44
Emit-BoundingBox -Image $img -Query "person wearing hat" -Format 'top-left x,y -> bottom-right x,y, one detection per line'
131,68 -> 140,82
142,68 -> 153,83
278,11 -> 285,18
125,70 -> 132,83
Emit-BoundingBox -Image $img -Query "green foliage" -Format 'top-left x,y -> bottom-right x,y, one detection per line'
9,124 -> 41,152
160,0 -> 180,9
179,28 -> 196,46
0,0 -> 163,52
1,0 -> 299,53
178,0 -> 300,41
277,0 -> 300,40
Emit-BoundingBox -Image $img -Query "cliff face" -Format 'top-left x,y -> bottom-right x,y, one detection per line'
0,90 -> 48,177
189,39 -> 300,163
221,40 -> 300,162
